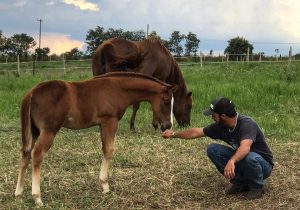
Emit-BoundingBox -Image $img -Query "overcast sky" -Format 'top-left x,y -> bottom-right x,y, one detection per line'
1,0 -> 300,55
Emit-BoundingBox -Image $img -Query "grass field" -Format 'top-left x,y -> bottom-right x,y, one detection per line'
0,62 -> 299,209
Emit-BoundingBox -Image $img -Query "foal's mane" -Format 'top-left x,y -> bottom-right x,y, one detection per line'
93,72 -> 170,87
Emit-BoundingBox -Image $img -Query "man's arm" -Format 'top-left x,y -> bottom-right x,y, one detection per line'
224,139 -> 253,180
161,128 -> 206,139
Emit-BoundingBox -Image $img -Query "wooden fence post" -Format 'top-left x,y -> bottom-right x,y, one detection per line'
200,53 -> 203,68
288,46 -> 292,64
259,53 -> 262,62
17,55 -> 20,75
32,54 -> 36,76
226,53 -> 229,67
247,47 -> 250,62
63,55 -> 66,74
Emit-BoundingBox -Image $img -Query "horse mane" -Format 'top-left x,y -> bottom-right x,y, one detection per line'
143,39 -> 187,91
93,72 -> 171,87
144,38 -> 169,55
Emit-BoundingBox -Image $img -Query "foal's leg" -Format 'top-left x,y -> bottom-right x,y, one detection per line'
15,150 -> 32,196
15,133 -> 38,197
130,103 -> 140,130
99,118 -> 118,193
31,130 -> 56,206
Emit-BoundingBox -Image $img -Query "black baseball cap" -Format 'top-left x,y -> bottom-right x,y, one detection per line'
203,97 -> 236,116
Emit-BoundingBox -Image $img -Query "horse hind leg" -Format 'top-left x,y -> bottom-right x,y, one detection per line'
31,130 -> 56,206
130,103 -> 140,130
15,150 -> 32,197
15,131 -> 39,197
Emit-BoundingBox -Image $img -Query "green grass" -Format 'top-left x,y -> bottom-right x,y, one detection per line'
0,62 -> 299,209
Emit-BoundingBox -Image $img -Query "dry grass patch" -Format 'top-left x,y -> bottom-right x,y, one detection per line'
1,127 -> 299,209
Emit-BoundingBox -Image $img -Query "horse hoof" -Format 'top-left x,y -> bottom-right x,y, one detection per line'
103,189 -> 110,194
130,124 -> 135,130
102,183 -> 110,194
35,198 -> 44,206
15,192 -> 23,197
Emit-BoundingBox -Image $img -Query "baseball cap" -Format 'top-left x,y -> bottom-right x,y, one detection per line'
203,97 -> 236,116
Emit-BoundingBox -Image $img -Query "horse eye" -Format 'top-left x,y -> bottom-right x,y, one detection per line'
164,100 -> 171,105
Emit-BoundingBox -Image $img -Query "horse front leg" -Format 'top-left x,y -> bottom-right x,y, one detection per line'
130,103 -> 140,130
99,118 -> 118,193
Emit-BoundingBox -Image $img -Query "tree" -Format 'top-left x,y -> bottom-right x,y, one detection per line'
86,26 -> 106,55
5,33 -> 36,61
62,47 -> 84,60
0,30 -> 5,53
35,47 -> 50,61
295,53 -> 300,60
85,26 -> 145,56
168,31 -> 185,56
224,36 -> 253,61
123,30 -> 145,41
148,31 -> 161,40
184,32 -> 200,56
147,31 -> 168,46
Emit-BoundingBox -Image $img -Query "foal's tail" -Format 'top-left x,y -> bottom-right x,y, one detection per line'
20,93 -> 34,154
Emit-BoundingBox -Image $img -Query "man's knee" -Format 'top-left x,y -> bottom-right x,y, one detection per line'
239,152 -> 264,175
206,143 -> 219,158
241,152 -> 260,166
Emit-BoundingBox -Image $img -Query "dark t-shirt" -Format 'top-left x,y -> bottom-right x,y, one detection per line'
203,114 -> 274,166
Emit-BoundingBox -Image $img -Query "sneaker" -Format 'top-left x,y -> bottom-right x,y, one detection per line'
245,188 -> 264,199
226,184 -> 249,195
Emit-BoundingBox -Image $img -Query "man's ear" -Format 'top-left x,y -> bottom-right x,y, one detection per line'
220,113 -> 227,119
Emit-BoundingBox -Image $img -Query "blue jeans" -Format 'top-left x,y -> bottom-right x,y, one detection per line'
207,143 -> 273,189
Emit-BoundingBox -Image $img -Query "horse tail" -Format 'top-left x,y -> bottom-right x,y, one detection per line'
92,45 -> 107,76
20,93 -> 34,154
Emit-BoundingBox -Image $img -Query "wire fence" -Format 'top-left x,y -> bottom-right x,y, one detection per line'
0,53 -> 299,76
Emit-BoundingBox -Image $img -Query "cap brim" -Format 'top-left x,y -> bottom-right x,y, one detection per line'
203,108 -> 214,116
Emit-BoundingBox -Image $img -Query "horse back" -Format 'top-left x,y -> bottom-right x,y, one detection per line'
92,38 -> 141,75
92,38 -> 174,82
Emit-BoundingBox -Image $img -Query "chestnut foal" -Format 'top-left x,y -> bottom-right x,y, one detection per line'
15,72 -> 176,206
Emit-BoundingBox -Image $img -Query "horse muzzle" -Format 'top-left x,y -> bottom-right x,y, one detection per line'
160,122 -> 172,131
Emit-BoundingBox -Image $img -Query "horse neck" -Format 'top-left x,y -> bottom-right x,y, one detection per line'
119,79 -> 161,103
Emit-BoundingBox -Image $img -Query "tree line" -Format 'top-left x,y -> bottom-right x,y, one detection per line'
2,27 -> 295,62
0,27 -> 202,62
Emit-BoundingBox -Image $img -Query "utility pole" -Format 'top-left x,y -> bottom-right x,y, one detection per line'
37,18 -> 42,61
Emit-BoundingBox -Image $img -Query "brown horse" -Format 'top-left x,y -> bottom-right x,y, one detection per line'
15,72 -> 177,206
92,38 -> 192,129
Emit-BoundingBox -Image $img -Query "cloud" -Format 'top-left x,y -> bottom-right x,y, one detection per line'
13,0 -> 27,7
46,1 -> 55,6
36,33 -> 85,54
63,0 -> 99,11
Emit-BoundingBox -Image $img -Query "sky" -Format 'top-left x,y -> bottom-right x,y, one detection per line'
1,0 -> 300,56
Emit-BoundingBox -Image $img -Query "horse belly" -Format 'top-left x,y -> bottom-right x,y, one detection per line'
62,103 -> 103,129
